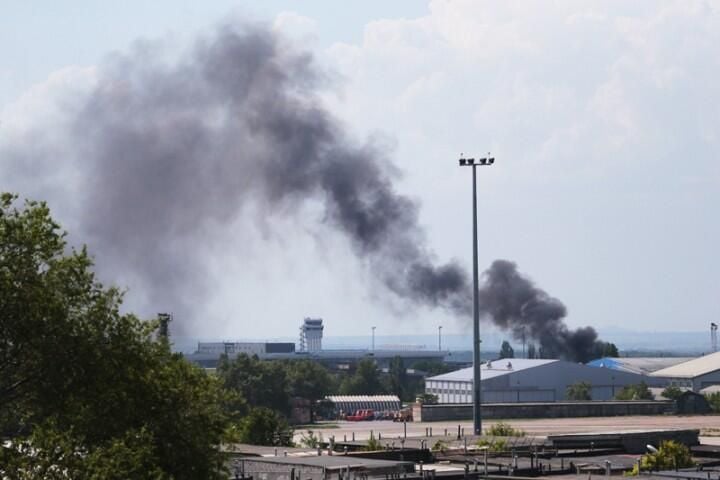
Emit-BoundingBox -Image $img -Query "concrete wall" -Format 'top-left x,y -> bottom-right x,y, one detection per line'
414,400 -> 675,422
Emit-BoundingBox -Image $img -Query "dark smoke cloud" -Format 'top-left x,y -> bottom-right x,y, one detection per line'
4,22 -> 610,361
51,24 -> 471,331
478,260 -> 612,362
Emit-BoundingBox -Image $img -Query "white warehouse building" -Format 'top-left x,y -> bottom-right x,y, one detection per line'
426,358 -> 662,403
650,351 -> 720,391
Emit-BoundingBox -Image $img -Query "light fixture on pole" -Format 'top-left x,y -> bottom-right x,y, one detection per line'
458,153 -> 494,435
372,326 -> 376,351
438,326 -> 443,352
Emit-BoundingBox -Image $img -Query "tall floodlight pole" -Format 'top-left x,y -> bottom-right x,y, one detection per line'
459,154 -> 494,435
372,326 -> 376,351
438,325 -> 443,352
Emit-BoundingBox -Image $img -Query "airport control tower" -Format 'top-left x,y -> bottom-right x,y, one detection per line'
299,318 -> 323,352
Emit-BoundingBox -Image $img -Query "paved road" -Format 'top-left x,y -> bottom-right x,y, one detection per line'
296,415 -> 720,442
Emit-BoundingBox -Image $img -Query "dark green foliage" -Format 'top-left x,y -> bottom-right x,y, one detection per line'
0,194 -> 232,479
411,360 -> 452,376
416,393 -> 438,404
615,382 -> 653,400
339,358 -> 386,395
527,343 -> 537,359
217,353 -> 291,414
705,392 -> 720,412
566,381 -> 592,401
499,340 -> 514,359
662,385 -> 684,401
387,356 -> 408,399
237,407 -> 293,446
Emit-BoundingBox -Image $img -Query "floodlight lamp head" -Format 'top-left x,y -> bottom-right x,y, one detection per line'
459,158 -> 466,166
467,158 -> 475,165
488,157 -> 495,165
479,158 -> 487,165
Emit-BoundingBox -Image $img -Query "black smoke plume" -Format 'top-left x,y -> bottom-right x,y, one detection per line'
3,22 -> 610,361
478,260 -> 613,362
32,24 -> 470,330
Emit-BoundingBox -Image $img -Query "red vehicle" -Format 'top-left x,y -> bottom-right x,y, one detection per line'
346,409 -> 375,421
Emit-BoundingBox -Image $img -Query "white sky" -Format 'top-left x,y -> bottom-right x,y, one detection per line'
2,1 -> 719,339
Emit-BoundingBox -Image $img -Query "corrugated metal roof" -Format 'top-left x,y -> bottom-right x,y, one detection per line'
587,357 -> 693,375
426,358 -> 558,382
651,351 -> 720,378
326,395 -> 400,403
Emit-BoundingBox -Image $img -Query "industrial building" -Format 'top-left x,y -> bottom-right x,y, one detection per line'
185,317 -> 446,370
196,341 -> 295,356
425,358 -> 662,403
587,357 -> 692,375
325,395 -> 401,416
650,351 -> 720,391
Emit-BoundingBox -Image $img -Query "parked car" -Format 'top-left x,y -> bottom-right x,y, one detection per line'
346,409 -> 375,421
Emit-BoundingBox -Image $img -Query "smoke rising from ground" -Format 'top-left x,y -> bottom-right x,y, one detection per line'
61,24 -> 471,330
4,22 -> 610,360
478,260 -> 613,362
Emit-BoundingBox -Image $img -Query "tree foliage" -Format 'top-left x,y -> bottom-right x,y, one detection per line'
662,385 -> 684,401
615,382 -> 653,400
0,194 -> 232,478
629,440 -> 694,474
705,392 -> 720,413
499,341 -> 515,359
339,358 -> 386,395
217,353 -> 291,414
237,407 -> 293,447
566,381 -> 592,401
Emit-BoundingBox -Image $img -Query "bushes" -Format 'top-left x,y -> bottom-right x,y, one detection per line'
628,441 -> 694,474
615,382 -> 653,400
486,422 -> 525,437
566,381 -> 592,401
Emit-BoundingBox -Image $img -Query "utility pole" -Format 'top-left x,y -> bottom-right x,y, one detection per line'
438,325 -> 443,352
372,326 -> 376,351
459,154 -> 494,435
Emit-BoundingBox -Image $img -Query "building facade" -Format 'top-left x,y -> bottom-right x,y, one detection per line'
426,358 -> 662,403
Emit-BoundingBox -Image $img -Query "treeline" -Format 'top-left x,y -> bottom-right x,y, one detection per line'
0,194 -> 446,478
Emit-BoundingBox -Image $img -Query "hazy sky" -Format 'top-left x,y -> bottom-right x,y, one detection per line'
2,1 -> 718,340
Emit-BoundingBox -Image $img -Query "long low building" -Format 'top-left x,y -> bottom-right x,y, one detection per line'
185,345 -> 446,370
650,351 -> 720,391
425,358 -> 664,403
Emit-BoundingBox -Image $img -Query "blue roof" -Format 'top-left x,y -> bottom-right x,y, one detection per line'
427,358 -> 558,382
587,357 -> 693,375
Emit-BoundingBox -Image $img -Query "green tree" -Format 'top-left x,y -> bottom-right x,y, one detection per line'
499,340 -> 515,359
286,360 -> 334,421
238,407 -> 293,446
411,360 -> 452,376
615,382 -> 654,400
339,359 -> 385,395
387,356 -> 408,400
629,440 -> 694,474
0,194 -> 232,479
566,381 -> 592,401
217,353 -> 291,414
662,385 -> 684,401
706,392 -> 720,412
527,343 -> 537,359
602,342 -> 619,357
416,393 -> 438,404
